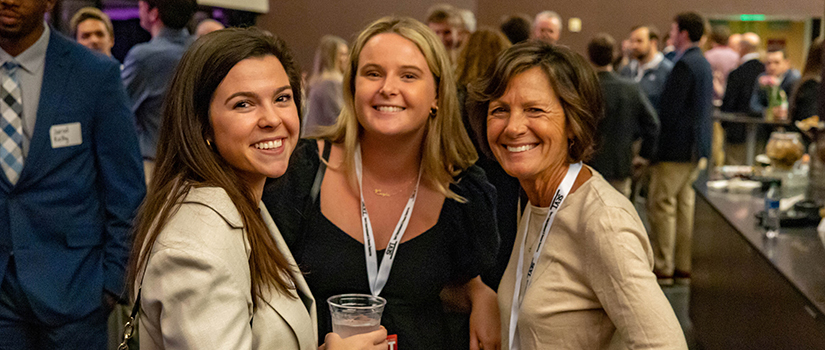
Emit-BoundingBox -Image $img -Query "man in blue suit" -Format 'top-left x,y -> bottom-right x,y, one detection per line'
0,0 -> 145,348
647,12 -> 713,286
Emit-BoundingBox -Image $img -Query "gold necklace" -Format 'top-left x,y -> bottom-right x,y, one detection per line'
367,177 -> 416,197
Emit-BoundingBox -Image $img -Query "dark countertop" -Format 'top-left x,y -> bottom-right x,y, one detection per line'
695,175 -> 825,315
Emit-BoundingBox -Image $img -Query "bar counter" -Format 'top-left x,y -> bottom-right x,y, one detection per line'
691,174 -> 825,348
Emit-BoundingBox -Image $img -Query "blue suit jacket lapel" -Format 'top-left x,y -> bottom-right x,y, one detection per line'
15,32 -> 72,189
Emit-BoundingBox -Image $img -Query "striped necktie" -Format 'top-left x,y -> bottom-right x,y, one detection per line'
0,61 -> 24,185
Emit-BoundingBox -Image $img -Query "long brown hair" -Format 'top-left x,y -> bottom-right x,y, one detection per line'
318,16 -> 477,201
127,27 -> 303,305
790,37 -> 824,119
455,27 -> 511,87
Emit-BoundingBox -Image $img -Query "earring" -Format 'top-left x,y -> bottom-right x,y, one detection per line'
206,138 -> 213,148
429,107 -> 438,118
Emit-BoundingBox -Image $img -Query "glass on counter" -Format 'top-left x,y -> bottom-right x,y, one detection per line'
766,131 -> 804,170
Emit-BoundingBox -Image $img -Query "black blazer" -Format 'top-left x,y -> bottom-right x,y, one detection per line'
720,59 -> 765,143
721,59 -> 766,114
589,72 -> 659,180
654,46 -> 714,163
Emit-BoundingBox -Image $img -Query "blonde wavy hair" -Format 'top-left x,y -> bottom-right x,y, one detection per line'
317,16 -> 477,201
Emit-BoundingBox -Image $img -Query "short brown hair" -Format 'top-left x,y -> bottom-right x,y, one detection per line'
587,33 -> 615,67
468,40 -> 603,162
426,4 -> 463,28
70,7 -> 114,39
709,25 -> 730,46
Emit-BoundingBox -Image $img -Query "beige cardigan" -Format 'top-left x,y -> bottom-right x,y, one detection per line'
136,187 -> 317,350
498,170 -> 687,350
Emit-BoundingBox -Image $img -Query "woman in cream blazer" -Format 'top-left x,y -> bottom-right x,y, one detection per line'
127,28 -> 387,350
136,187 -> 317,349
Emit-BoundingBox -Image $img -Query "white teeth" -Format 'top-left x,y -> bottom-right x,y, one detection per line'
506,144 -> 536,153
254,139 -> 282,150
375,106 -> 405,112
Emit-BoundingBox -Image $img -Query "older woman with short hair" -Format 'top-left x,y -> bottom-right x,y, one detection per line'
469,41 -> 687,350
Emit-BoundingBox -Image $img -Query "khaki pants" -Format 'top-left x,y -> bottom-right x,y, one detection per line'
712,121 -> 726,167
647,162 -> 701,276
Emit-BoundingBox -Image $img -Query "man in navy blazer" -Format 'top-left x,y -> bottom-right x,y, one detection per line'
647,12 -> 713,286
0,0 -> 145,348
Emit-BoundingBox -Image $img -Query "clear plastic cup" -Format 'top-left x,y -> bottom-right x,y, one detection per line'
327,294 -> 386,338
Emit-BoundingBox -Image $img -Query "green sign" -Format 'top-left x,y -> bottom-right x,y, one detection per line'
740,14 -> 766,21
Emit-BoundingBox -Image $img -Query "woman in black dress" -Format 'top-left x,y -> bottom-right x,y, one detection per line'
263,16 -> 501,350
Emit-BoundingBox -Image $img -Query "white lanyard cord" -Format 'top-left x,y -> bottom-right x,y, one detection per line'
355,144 -> 423,296
508,162 -> 582,350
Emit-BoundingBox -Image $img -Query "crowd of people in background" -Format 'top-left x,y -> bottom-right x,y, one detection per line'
0,0 -> 822,349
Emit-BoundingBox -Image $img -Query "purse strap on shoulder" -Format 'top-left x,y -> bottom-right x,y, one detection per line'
117,289 -> 141,350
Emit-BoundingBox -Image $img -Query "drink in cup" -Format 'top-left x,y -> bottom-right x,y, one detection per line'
327,294 -> 386,338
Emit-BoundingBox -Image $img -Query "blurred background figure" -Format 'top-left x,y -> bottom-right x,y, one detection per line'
648,12 -> 713,285
662,32 -> 676,61
454,27 -> 517,291
728,33 -> 743,55
531,10 -> 562,44
721,32 -> 764,164
750,48 -> 801,117
122,0 -> 197,184
789,37 -> 823,123
457,8 -> 476,47
587,33 -> 659,198
705,25 -> 740,105
499,14 -> 531,44
621,25 -> 673,110
70,7 -> 115,57
303,35 -> 348,137
195,18 -> 225,38
426,4 -> 464,63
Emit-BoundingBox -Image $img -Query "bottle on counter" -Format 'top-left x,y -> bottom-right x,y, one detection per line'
764,180 -> 781,239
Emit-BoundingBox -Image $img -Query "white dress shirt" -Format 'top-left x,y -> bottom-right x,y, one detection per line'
0,24 -> 50,157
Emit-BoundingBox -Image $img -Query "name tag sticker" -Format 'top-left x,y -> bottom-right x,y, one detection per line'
50,122 -> 82,149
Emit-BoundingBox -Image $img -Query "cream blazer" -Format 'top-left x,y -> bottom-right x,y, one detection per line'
136,187 -> 317,350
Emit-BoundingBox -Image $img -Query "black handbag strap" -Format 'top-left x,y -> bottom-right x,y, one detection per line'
309,139 -> 332,204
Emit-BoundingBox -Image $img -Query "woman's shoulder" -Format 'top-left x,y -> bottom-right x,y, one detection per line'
450,164 -> 496,202
569,171 -> 651,255
156,186 -> 247,252
573,170 -> 637,214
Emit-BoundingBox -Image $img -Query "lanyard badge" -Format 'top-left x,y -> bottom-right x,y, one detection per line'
355,144 -> 422,296
508,162 -> 582,350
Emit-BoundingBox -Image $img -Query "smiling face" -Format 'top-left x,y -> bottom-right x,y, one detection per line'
76,19 -> 114,56
487,66 -> 570,182
209,55 -> 300,192
354,33 -> 438,141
